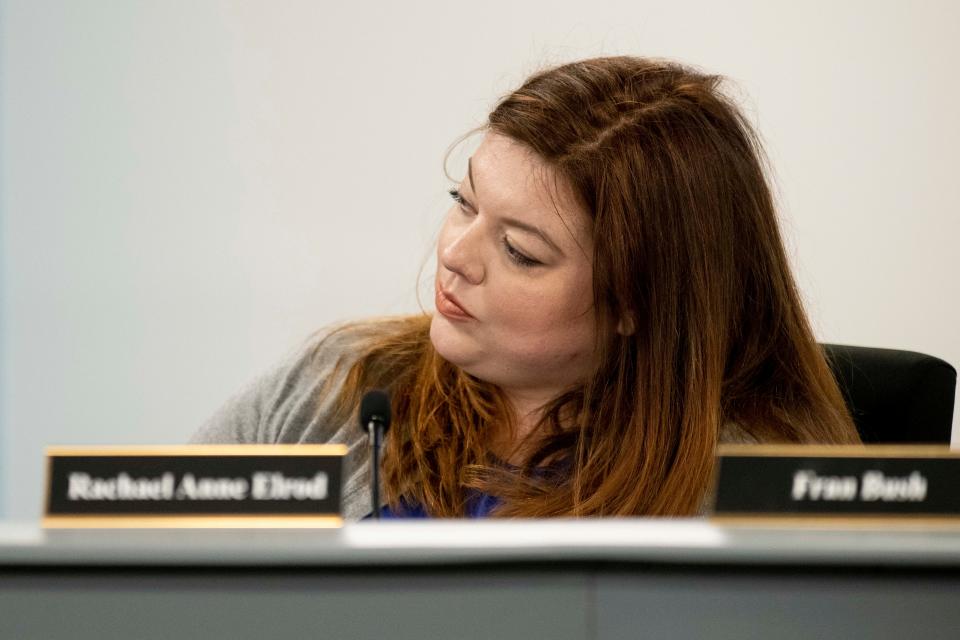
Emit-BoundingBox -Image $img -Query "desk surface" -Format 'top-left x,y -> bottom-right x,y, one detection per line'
2,518 -> 960,567
3,520 -> 960,640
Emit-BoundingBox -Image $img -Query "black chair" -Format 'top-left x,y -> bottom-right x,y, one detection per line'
822,344 -> 957,444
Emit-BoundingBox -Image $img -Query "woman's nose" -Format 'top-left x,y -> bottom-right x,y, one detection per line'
440,222 -> 485,285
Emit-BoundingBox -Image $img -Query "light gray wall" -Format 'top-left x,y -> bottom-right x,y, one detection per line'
2,0 -> 958,520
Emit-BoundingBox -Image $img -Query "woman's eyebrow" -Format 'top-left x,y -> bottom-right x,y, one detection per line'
465,157 -> 562,255
501,215 -> 562,254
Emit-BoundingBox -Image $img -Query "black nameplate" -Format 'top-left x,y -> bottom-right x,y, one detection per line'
44,445 -> 346,528
713,445 -> 960,522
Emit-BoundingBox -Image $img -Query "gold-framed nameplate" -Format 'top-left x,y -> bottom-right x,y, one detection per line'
43,445 -> 346,528
712,444 -> 960,526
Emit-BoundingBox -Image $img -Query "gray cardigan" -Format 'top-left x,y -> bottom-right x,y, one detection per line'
190,322 -> 756,520
190,326 -> 376,521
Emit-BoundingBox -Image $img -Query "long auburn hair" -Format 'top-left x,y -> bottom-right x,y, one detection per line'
323,56 -> 860,517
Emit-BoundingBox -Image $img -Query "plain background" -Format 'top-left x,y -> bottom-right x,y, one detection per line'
1,0 -> 958,520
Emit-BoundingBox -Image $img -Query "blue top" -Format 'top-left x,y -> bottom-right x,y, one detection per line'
365,490 -> 500,519
363,458 -> 567,520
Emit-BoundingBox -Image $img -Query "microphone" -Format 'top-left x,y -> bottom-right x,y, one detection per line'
359,389 -> 391,520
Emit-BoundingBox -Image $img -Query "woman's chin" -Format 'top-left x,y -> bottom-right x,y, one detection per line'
430,314 -> 488,371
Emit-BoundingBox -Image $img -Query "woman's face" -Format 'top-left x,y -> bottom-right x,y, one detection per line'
430,132 -> 597,399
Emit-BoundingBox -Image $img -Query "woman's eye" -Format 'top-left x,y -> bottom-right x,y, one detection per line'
448,188 -> 472,213
502,237 -> 540,268
448,188 -> 539,268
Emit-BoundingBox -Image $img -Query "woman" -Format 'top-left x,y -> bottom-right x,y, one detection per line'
191,56 -> 861,520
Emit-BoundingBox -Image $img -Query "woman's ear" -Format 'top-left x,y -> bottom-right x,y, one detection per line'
616,312 -> 636,336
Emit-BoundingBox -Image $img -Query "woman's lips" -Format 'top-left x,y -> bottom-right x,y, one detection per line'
436,288 -> 474,320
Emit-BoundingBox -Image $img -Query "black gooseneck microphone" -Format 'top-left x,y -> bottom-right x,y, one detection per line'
359,389 -> 391,520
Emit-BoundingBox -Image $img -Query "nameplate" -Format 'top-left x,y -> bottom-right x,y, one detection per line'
43,445 -> 346,528
712,445 -> 960,524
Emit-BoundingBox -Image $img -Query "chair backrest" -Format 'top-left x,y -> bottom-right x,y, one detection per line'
822,344 -> 957,444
